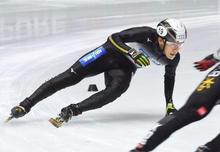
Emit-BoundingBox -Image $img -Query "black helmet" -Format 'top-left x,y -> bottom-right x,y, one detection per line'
156,18 -> 187,43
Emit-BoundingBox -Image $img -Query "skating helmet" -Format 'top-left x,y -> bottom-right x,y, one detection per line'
156,18 -> 187,43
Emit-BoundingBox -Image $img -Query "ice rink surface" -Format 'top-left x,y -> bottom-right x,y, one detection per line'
0,0 -> 220,152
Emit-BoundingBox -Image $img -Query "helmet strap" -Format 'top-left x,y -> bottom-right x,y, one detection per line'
162,39 -> 167,52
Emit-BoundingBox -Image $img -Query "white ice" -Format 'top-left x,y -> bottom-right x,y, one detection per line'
0,0 -> 220,152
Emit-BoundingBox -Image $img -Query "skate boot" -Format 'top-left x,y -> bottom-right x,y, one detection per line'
6,98 -> 31,122
166,102 -> 177,116
49,104 -> 82,128
195,145 -> 211,152
11,105 -> 27,118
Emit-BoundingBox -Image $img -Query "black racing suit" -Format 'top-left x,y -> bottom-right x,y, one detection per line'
19,26 -> 180,114
135,63 -> 220,152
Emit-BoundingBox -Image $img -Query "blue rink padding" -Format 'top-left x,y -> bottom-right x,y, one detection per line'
79,46 -> 107,67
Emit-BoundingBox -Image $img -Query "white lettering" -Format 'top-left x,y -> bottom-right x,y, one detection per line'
208,71 -> 220,77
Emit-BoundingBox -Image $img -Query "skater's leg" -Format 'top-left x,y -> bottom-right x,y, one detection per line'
201,134 -> 220,151
195,134 -> 220,152
20,62 -> 86,111
18,46 -> 113,112
58,68 -> 133,122
77,68 -> 133,112
11,45 -> 135,119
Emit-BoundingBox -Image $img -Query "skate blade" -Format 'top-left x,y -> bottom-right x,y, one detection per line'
5,116 -> 13,123
49,118 -> 64,128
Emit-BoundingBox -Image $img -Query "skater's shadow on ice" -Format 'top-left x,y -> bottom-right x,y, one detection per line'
67,112 -> 163,126
1,113 -> 163,127
1,118 -> 44,127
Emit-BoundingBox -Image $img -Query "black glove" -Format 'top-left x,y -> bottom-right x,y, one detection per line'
11,106 -> 27,118
59,104 -> 82,122
128,48 -> 150,67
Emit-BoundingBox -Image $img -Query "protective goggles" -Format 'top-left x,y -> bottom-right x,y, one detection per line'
166,41 -> 184,49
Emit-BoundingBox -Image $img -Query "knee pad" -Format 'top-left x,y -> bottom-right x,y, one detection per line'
196,106 -> 209,118
183,106 -> 209,122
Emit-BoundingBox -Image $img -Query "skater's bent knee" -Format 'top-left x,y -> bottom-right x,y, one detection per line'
107,84 -> 129,96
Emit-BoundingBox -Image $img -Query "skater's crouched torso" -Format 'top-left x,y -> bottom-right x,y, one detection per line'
105,26 -> 179,67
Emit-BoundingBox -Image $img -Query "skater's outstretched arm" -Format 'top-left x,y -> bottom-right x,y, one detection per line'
164,53 -> 180,115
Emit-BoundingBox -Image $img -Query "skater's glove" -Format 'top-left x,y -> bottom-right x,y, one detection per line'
194,54 -> 219,71
166,102 -> 177,116
11,106 -> 27,118
128,48 -> 150,67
